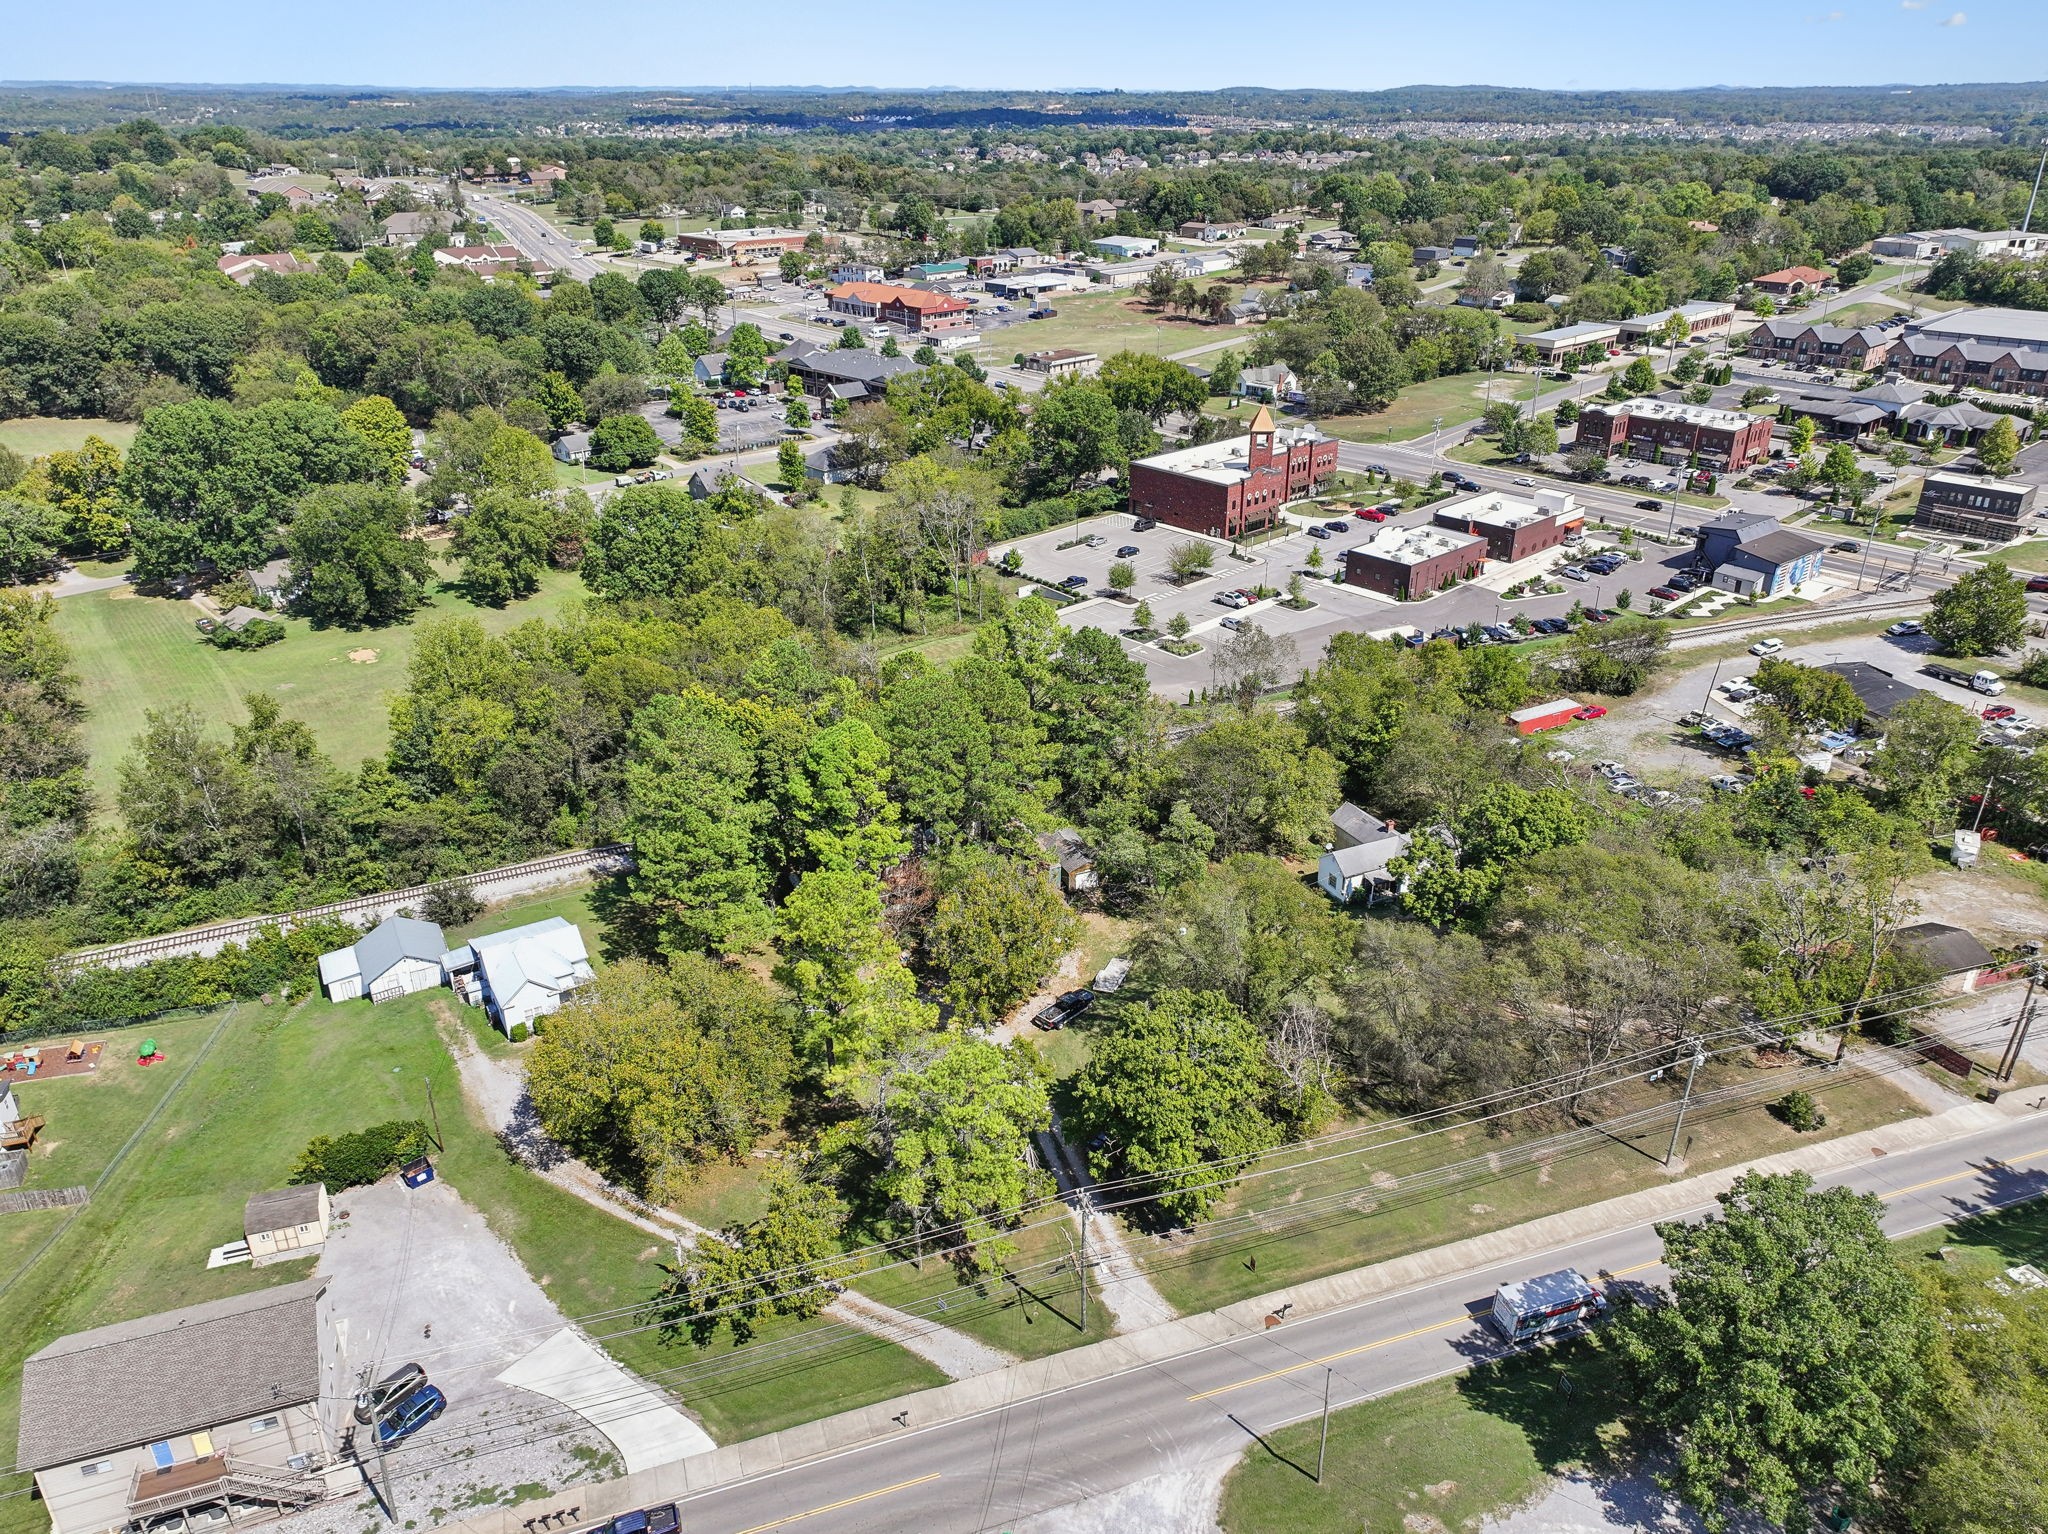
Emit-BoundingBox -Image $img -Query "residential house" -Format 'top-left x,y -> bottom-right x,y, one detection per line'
1341,525 -> 1488,600
551,430 -> 592,465
1600,246 -> 1638,272
1125,406 -> 1339,539
247,558 -> 293,609
1236,364 -> 1298,403
1343,263 -> 1375,289
1693,511 -> 1829,596
431,243 -> 529,276
249,182 -> 321,212
442,918 -> 594,1035
830,262 -> 884,285
1913,471 -> 2039,542
693,352 -> 730,388
1023,349 -> 1099,378
1177,220 -> 1245,242
243,1186 -> 331,1265
1258,215 -> 1304,231
1745,317 -> 1897,370
1317,805 -> 1411,905
376,211 -> 442,248
1226,295 -> 1267,325
1573,399 -> 1774,472
17,1281 -> 337,1534
316,915 -> 446,1004
1433,488 -> 1581,564
1076,198 -> 1122,225
1752,265 -> 1831,297
1090,235 -> 1158,259
1451,236 -> 1482,257
215,252 -> 315,285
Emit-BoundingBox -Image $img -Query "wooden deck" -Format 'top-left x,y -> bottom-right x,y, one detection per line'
0,1185 -> 89,1215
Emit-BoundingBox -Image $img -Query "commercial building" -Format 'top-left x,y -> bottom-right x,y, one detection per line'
1573,398 -> 1774,471
673,227 -> 809,264
1171,250 -> 1236,277
1524,321 -> 1620,364
1616,300 -> 1736,344
829,262 -> 883,284
1745,317 -> 1897,369
984,269 -> 1087,301
17,1281 -> 338,1534
1433,487 -> 1580,563
1880,229 -> 2048,260
1022,348 -> 1099,378
906,259 -> 970,282
1090,235 -> 1159,259
1888,308 -> 2048,397
1341,524 -> 1488,600
778,342 -> 920,403
431,243 -> 536,277
1752,265 -> 1831,297
1822,660 -> 1924,721
1693,510 -> 1829,597
824,281 -> 975,332
1871,231 -> 1947,261
1125,406 -> 1339,540
1912,471 -> 2039,542
1177,220 -> 1245,242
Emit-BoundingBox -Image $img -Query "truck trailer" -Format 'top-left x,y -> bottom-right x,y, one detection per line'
1923,663 -> 2007,696
1490,1268 -> 1607,1343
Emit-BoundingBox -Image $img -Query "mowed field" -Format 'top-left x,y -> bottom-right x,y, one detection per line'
1317,370 -> 1547,445
986,288 -> 1241,362
0,416 -> 138,458
54,557 -> 587,798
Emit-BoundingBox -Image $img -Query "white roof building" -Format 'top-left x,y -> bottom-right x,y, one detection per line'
317,915 -> 447,1004
443,918 -> 593,1035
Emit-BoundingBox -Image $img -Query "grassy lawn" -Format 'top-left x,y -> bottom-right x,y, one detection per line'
1809,301 -> 1898,329
0,416 -> 138,458
54,558 -> 588,799
1318,372 -> 1546,446
0,981 -> 942,1534
1219,1336 -> 1622,1534
1990,538 -> 2048,572
1143,1052 -> 1921,1316
985,290 -> 1232,361
554,460 -> 619,490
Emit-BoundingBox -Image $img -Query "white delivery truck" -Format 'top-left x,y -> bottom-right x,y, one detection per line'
1489,1268 -> 1607,1343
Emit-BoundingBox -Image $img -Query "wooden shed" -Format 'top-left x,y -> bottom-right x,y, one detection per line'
243,1185 -> 331,1262
1508,698 -> 1582,736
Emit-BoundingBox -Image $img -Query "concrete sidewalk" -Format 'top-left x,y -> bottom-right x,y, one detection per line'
427,1091 -> 2031,1534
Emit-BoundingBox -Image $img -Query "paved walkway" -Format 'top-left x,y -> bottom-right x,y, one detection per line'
1036,1111 -> 1178,1334
498,1327 -> 714,1473
827,1290 -> 1017,1379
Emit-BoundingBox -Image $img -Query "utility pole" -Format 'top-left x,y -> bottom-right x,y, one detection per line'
1316,1368 -> 1333,1484
424,1077 -> 444,1151
1972,773 -> 1997,834
1997,970 -> 2039,1082
1664,1044 -> 1707,1168
2025,141 -> 2048,235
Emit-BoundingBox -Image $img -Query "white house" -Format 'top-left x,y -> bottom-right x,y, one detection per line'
1236,364 -> 1299,403
316,916 -> 447,1004
443,918 -> 594,1035
1316,803 -> 1412,905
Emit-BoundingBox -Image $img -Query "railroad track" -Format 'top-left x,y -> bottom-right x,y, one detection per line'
57,846 -> 635,973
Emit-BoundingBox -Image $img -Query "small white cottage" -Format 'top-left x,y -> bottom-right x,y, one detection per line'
317,916 -> 448,1003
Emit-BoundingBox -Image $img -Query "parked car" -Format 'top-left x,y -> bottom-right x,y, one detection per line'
1710,774 -> 1746,794
1059,574 -> 1089,589
1559,565 -> 1590,582
1984,703 -> 2018,721
1215,590 -> 1253,609
1749,637 -> 1784,656
1221,616 -> 1247,632
355,1363 -> 427,1425
1133,517 -> 1158,531
1649,586 -> 1683,602
1323,519 -> 1350,532
1581,607 -> 1611,623
1307,525 -> 1333,539
1033,989 -> 1095,1030
1887,620 -> 1924,636
1353,506 -> 1387,521
1574,705 -> 1608,720
1483,624 -> 1516,644
1085,534 -> 1108,548
1116,544 -> 1140,557
376,1385 -> 446,1446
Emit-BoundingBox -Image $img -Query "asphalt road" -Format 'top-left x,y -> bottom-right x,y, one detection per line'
668,1111 -> 2048,1534
466,193 -> 603,282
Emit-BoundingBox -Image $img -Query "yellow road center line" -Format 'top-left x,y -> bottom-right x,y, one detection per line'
1188,1150 -> 2048,1406
731,1474 -> 942,1534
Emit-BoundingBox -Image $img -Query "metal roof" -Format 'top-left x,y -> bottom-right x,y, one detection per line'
18,1280 -> 326,1470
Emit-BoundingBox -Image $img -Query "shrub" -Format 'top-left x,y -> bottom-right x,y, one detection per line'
289,1119 -> 433,1192
40,917 -> 360,1032
510,1022 -> 530,1042
420,880 -> 483,928
208,617 -> 285,650
1771,1090 -> 1825,1132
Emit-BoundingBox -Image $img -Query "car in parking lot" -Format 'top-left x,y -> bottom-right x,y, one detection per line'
1581,607 -> 1610,623
1483,624 -> 1516,644
1323,519 -> 1350,532
1353,506 -> 1387,521
1116,544 -> 1140,557
1307,525 -> 1333,539
1558,564 -> 1589,582
1749,637 -> 1783,656
1059,574 -> 1089,589
1532,616 -> 1572,635
1215,589 -> 1253,608
1887,619 -> 1923,637
1033,989 -> 1095,1030
1984,703 -> 2018,721
1133,517 -> 1157,531
1221,616 -> 1247,631
1648,586 -> 1683,602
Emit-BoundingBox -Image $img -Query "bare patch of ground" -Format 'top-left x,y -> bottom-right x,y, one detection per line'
347,648 -> 378,663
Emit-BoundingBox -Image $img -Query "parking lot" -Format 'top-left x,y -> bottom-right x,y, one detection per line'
994,502 -> 1726,697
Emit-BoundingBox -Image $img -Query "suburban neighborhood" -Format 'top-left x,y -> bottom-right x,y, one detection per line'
0,31 -> 2047,1534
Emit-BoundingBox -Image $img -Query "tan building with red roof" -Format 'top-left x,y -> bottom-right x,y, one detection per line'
1752,265 -> 1831,297
825,281 -> 975,333
215,252 -> 316,285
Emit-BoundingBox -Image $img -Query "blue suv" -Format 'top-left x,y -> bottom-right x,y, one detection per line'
376,1384 -> 446,1446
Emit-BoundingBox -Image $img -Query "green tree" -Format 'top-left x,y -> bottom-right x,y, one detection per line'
1622,355 -> 1658,395
668,390 -> 719,456
924,851 -> 1081,1026
1169,710 -> 1341,855
451,490 -> 554,605
779,717 -> 907,873
581,485 -> 724,600
1138,853 -> 1349,1028
16,436 -> 128,554
1070,988 -> 1286,1223
1106,560 -> 1136,597
531,372 -> 585,432
116,706 -> 260,883
587,413 -> 664,472
1820,440 -> 1861,500
1168,540 -> 1215,583
0,497 -> 62,584
653,1169 -> 851,1343
1753,657 -> 1866,730
785,394 -> 811,430
623,694 -> 774,955
1926,561 -> 2027,656
777,439 -> 810,497
869,1036 -> 1052,1264
1976,413 -> 2022,477
1098,351 -> 1209,424
338,395 -> 413,486
1870,692 -> 1980,829
1022,379 -> 1125,495
1789,415 -> 1817,456
1609,1171 -> 1935,1534
285,483 -> 432,627
776,867 -> 933,1082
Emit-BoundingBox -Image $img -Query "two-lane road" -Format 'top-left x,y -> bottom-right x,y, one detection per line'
661,1111 -> 2048,1534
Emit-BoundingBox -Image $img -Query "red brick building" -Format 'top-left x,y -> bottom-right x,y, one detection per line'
1432,488 -> 1580,563
674,227 -> 810,264
1342,525 -> 1488,600
1574,399 -> 1774,472
1126,407 -> 1340,539
825,281 -> 975,333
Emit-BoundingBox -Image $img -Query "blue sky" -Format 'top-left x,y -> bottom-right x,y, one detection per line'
6,0 -> 2044,92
